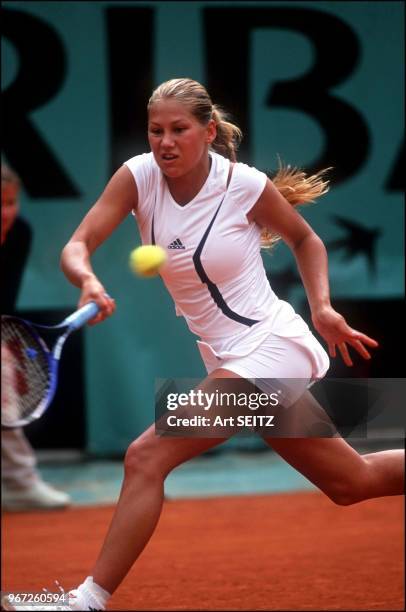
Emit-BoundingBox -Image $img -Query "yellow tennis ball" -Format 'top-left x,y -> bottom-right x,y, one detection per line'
129,245 -> 167,277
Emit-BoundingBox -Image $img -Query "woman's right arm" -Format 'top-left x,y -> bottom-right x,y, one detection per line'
60,165 -> 137,324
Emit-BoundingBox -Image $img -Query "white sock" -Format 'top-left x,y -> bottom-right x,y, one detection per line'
76,576 -> 111,609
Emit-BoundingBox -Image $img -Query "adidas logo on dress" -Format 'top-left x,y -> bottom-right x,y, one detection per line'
168,239 -> 185,250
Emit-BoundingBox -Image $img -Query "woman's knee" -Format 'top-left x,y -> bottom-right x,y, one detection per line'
124,437 -> 164,482
324,458 -> 372,506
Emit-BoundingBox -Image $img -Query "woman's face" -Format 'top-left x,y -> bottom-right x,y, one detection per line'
1,182 -> 19,244
148,99 -> 216,179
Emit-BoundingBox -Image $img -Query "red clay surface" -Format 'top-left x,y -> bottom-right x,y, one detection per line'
2,491 -> 404,610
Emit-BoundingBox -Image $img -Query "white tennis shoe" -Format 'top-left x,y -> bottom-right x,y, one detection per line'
1,580 -> 105,611
2,480 -> 71,512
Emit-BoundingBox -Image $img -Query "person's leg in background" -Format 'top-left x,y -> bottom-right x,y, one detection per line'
2,427 -> 71,511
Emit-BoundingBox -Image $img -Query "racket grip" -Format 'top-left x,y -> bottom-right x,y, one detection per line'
64,301 -> 101,329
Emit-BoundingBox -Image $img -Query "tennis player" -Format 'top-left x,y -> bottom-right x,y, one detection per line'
4,78 -> 404,611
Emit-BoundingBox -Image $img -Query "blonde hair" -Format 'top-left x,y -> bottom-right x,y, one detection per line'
148,78 -> 242,161
261,159 -> 331,248
148,78 -> 331,247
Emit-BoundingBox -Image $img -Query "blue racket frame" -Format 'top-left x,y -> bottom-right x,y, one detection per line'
1,302 -> 100,428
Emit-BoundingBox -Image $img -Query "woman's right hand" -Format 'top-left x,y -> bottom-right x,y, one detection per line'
78,276 -> 116,325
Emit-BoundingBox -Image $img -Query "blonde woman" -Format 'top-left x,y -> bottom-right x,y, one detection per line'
4,78 -> 403,611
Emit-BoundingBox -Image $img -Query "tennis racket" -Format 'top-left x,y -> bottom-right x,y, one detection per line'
1,302 -> 100,428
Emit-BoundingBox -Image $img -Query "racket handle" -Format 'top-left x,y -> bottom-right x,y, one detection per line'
63,301 -> 101,329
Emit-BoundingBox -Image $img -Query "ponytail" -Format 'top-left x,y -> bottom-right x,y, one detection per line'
209,104 -> 330,248
261,159 -> 331,249
211,105 -> 242,162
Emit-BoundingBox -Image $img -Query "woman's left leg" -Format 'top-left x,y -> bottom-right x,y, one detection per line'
225,333 -> 404,506
263,430 -> 404,505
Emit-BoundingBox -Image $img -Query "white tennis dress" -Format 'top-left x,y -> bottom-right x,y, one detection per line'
124,151 -> 329,389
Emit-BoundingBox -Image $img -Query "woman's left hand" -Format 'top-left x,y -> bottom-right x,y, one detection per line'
312,305 -> 379,366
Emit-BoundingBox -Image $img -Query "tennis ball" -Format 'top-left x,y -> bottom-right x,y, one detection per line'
129,245 -> 167,277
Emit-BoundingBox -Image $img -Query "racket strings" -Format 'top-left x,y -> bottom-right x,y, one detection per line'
1,319 -> 51,425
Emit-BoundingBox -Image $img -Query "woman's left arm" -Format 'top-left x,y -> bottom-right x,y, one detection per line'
248,178 -> 379,366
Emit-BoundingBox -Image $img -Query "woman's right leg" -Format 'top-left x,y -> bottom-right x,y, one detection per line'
91,425 -> 225,594
90,368 -> 242,595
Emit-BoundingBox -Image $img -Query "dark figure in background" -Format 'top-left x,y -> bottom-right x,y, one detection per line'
1,162 -> 71,511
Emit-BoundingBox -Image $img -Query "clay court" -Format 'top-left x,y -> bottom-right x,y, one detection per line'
2,490 -> 403,610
